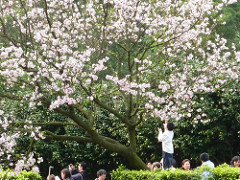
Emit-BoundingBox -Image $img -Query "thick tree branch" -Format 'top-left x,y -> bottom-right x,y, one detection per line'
45,131 -> 93,143
0,93 -> 22,101
31,121 -> 78,127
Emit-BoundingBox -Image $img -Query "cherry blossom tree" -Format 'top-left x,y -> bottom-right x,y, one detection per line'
0,107 -> 44,173
0,0 -> 239,169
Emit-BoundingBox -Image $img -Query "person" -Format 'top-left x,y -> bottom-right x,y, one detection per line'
69,162 -> 88,180
69,164 -> 83,180
61,168 -> 73,180
69,164 -> 79,175
200,153 -> 215,168
200,153 -> 215,180
157,120 -> 175,169
171,158 -> 177,170
95,169 -> 107,180
46,174 -> 55,180
47,175 -> 60,180
78,162 -> 90,180
152,162 -> 161,171
230,156 -> 240,167
146,160 -> 153,170
181,159 -> 191,171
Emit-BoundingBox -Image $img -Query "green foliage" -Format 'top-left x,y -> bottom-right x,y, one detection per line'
214,1 -> 240,49
111,164 -> 240,180
0,170 -> 42,180
111,168 -> 201,180
174,83 -> 240,167
214,164 -> 240,180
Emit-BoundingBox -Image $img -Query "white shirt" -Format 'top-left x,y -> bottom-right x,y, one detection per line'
157,124 -> 174,153
202,160 -> 215,168
201,160 -> 215,180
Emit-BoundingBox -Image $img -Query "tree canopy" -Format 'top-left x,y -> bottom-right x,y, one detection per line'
0,0 -> 239,171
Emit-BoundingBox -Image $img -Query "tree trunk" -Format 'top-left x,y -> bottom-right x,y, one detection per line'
90,133 -> 148,170
124,151 -> 148,170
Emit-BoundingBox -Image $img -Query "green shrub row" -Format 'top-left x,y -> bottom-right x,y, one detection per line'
111,164 -> 240,180
0,170 -> 42,180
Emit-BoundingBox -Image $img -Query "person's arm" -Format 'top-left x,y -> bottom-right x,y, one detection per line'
164,120 -> 168,130
69,164 -> 75,175
157,128 -> 163,142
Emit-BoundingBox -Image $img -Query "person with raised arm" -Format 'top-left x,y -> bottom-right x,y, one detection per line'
157,120 -> 175,170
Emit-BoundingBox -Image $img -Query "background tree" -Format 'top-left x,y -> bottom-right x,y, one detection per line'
0,0 -> 239,171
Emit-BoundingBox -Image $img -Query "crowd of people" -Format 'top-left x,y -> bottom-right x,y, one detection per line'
155,119 -> 240,179
156,119 -> 240,171
147,154 -> 240,171
46,161 -> 107,180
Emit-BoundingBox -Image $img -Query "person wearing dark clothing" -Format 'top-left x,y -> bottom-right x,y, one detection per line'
72,173 -> 83,180
69,164 -> 79,175
69,162 -> 89,180
79,170 -> 89,180
69,164 -> 83,180
78,162 -> 90,180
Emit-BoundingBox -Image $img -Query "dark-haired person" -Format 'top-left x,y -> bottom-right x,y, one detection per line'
157,120 -> 175,169
69,164 -> 79,175
95,169 -> 107,180
230,156 -> 240,167
61,168 -> 73,180
152,162 -> 161,171
200,153 -> 214,168
171,158 -> 177,170
146,160 -> 153,170
200,153 -> 214,180
78,162 -> 90,180
69,163 -> 84,180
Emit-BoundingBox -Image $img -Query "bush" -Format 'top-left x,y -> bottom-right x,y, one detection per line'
0,170 -> 42,180
111,164 -> 240,180
213,164 -> 240,180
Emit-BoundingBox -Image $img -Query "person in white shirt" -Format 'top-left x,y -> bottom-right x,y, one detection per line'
200,153 -> 215,168
157,120 -> 175,170
200,152 -> 215,180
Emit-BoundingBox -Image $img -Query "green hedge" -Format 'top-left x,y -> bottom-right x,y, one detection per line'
111,164 -> 240,180
0,170 -> 42,180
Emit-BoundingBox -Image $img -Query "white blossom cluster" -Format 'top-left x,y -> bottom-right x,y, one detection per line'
0,109 -> 44,173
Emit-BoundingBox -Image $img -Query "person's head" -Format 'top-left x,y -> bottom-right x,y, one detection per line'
78,161 -> 87,171
200,153 -> 209,163
46,174 -> 55,180
181,159 -> 191,170
69,163 -> 78,175
61,168 -> 71,180
230,156 -> 240,167
152,162 -> 161,171
167,122 -> 175,131
171,158 -> 177,168
146,160 -> 153,169
97,169 -> 107,180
